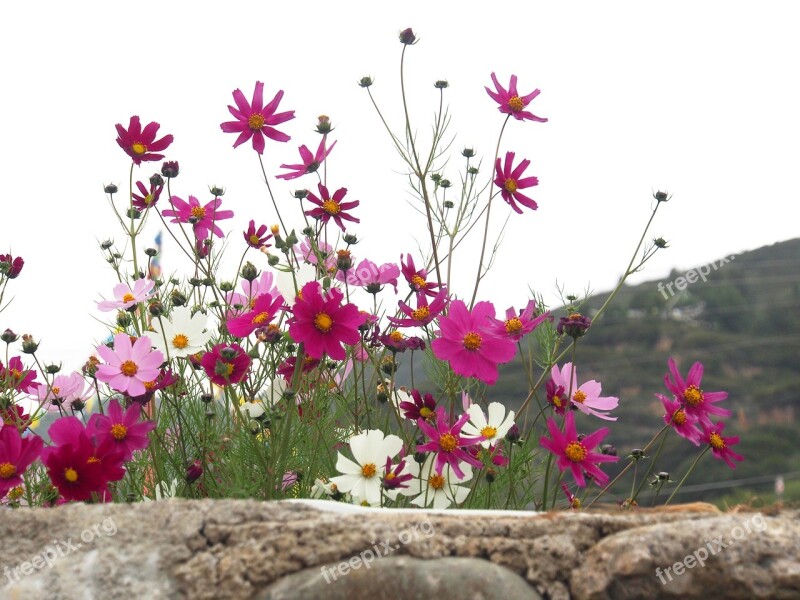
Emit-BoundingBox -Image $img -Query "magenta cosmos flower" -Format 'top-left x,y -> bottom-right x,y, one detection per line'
162,195 -> 234,240
550,363 -> 619,421
702,421 -> 744,469
303,183 -> 359,231
0,424 -> 43,497
658,394 -> 702,446
131,179 -> 163,210
0,254 -> 24,279
287,281 -> 365,361
539,411 -> 619,488
388,288 -> 448,329
226,292 -> 285,339
400,254 -> 441,297
494,151 -> 539,214
220,81 -> 295,154
201,343 -> 251,386
485,73 -> 547,122
489,299 -> 550,341
0,356 -> 39,393
87,399 -> 155,462
277,137 -> 337,180
243,220 -> 273,249
97,278 -> 155,312
416,407 -> 484,479
431,299 -> 516,385
336,258 -> 400,293
664,358 -> 731,427
95,333 -> 165,397
115,116 -> 174,165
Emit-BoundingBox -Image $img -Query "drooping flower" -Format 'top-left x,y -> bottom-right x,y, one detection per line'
226,292 -> 285,339
146,306 -> 213,359
277,137 -> 337,180
0,424 -> 43,498
220,81 -> 295,154
409,453 -> 473,509
0,356 -> 40,393
416,407 -> 484,479
303,183 -> 359,231
398,388 -> 437,421
201,343 -> 251,386
0,404 -> 32,432
557,312 -> 592,338
87,399 -> 155,462
0,254 -> 24,279
400,254 -> 440,297
96,278 -> 155,313
539,412 -> 619,488
664,358 -> 731,427
115,116 -> 174,165
494,151 -> 539,214
161,195 -> 234,240
489,299 -> 551,341
336,259 -> 400,294
485,73 -> 547,122
329,429 -> 404,506
545,378 -> 568,415
702,421 -> 744,469
95,334 -> 165,397
658,393 -> 702,446
550,363 -> 619,421
131,179 -> 163,210
243,220 -> 273,249
462,402 -> 516,449
381,454 -> 419,501
388,288 -> 448,329
431,299 -> 517,385
276,354 -> 320,383
287,281 -> 365,361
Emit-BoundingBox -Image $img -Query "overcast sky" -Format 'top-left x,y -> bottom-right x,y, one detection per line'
1,1 -> 798,371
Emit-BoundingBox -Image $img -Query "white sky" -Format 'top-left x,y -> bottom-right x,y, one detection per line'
1,1 -> 798,371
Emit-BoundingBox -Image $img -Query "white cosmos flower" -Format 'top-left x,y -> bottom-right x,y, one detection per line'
239,377 -> 288,418
146,306 -> 212,359
275,262 -> 317,304
329,429 -> 403,506
462,402 -> 515,448
409,454 -> 472,509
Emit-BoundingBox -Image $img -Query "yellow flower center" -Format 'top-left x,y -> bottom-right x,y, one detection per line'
411,275 -> 426,289
429,474 -> 445,490
572,390 -> 587,404
252,312 -> 270,325
385,472 -> 396,481
110,423 -> 128,441
120,360 -> 138,377
709,432 -> 725,450
191,206 -> 207,219
249,234 -> 262,245
565,442 -> 587,462
552,395 -> 563,408
248,114 -> 265,131
684,385 -> 704,406
221,363 -> 234,376
64,468 -> 79,483
131,142 -> 147,155
505,317 -> 523,334
144,380 -> 157,390
172,333 -> 189,349
504,179 -> 518,193
481,425 -> 497,439
322,199 -> 340,215
144,193 -> 154,205
87,456 -> 101,464
439,433 -> 458,452
462,332 -> 482,351
419,407 -> 433,419
673,409 -> 687,425
122,293 -> 136,303
0,462 -> 16,479
508,95 -> 525,112
361,463 -> 376,478
52,386 -> 61,395
411,306 -> 430,321
569,312 -> 584,321
389,330 -> 404,342
314,312 -> 333,332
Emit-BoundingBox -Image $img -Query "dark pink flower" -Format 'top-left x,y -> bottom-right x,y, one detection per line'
336,259 -> 400,293
399,389 -> 437,421
162,195 -> 234,240
489,299 -> 550,341
658,393 -> 702,446
494,151 -> 539,213
287,281 -> 365,361
0,254 -> 24,279
416,407 -> 484,479
0,356 -> 39,393
277,137 -> 336,180
243,220 -> 273,249
0,425 -> 43,498
388,288 -> 448,329
220,81 -> 295,154
226,292 -> 285,339
431,299 -> 516,385
485,73 -> 547,122
131,179 -> 163,210
400,254 -> 440,297
115,116 -> 174,165
303,183 -> 359,231
664,358 -> 731,427
702,421 -> 744,469
539,412 -> 619,488
545,378 -> 568,416
277,355 -> 320,382
201,344 -> 251,386
87,399 -> 155,462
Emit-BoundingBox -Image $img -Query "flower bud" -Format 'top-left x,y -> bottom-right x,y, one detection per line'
1,329 -> 19,344
557,312 -> 592,339
336,250 -> 352,271
315,115 -> 333,135
185,459 -> 203,483
45,362 -> 62,375
462,148 -> 476,158
653,190 -> 670,202
100,239 -> 114,250
600,444 -> 617,456
439,179 -> 451,189
443,200 -> 454,209
343,233 -> 358,245
21,334 -> 38,354
144,247 -> 158,257
161,161 -> 180,178
267,254 -> 280,267
209,185 -> 225,197
170,290 -> 188,307
149,173 -> 165,187
293,189 -> 309,200
219,281 -> 234,292
505,423 -> 521,444
653,237 -> 669,249
434,80 -> 449,89
104,183 -> 118,194
148,300 -> 164,317
188,277 -> 203,287
240,261 -> 258,282
82,356 -> 100,377
116,311 -> 132,327
358,76 -> 374,88
399,27 -> 416,44
219,347 -> 238,360
200,393 -> 213,404
467,166 -> 479,175
126,208 -> 142,219
485,468 -> 497,483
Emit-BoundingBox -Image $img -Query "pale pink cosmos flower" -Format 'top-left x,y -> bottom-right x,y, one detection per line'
277,137 -> 337,180
95,333 -> 165,397
36,371 -> 93,412
550,362 -> 619,421
97,279 -> 155,312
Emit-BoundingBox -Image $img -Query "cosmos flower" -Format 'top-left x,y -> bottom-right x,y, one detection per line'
303,183 -> 359,231
96,278 -> 155,312
36,371 -> 93,412
489,299 -> 550,341
161,195 -> 234,240
220,81 -> 295,154
95,334 -> 165,397
329,429 -> 404,506
146,306 -> 213,359
494,151 -> 539,214
226,292 -> 285,339
87,398 -> 155,462
416,407 -> 484,479
0,424 -> 43,498
462,402 -> 516,449
131,179 -> 163,210
550,363 -> 619,421
277,136 -> 336,180
658,393 -> 702,446
545,378 -> 568,415
388,288 -> 449,329
0,254 -> 24,279
398,388 -> 437,421
409,454 -> 473,509
0,356 -> 39,394
663,358 -> 731,427
115,116 -> 174,165
336,259 -> 400,293
485,73 -> 547,122
201,343 -> 251,386
243,220 -> 273,249
702,421 -> 744,469
400,254 -> 440,297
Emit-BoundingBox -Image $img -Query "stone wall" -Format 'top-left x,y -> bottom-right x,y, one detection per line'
0,499 -> 797,599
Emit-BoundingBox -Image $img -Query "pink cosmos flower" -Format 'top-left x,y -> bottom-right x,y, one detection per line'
431,299 -> 517,385
97,278 -> 155,312
201,343 -> 251,386
95,333 -> 165,397
550,363 -> 619,421
701,421 -> 744,469
539,412 -> 619,488
0,254 -> 24,279
303,183 -> 359,231
131,179 -> 163,210
277,137 -> 337,180
87,399 -> 155,462
336,259 -> 400,293
161,195 -> 234,240
485,73 -> 547,122
494,151 -> 539,214
225,271 -> 279,319
0,424 -> 43,498
0,357 -> 39,393
489,299 -> 550,341
220,81 -> 295,154
226,292 -> 285,339
664,358 -> 731,427
399,389 -> 437,421
36,371 -> 93,412
243,220 -> 273,249
416,407 -> 484,479
388,288 -> 448,329
115,116 -> 174,165
400,254 -> 440,297
658,393 -> 702,446
546,378 -> 568,415
287,281 -> 365,361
